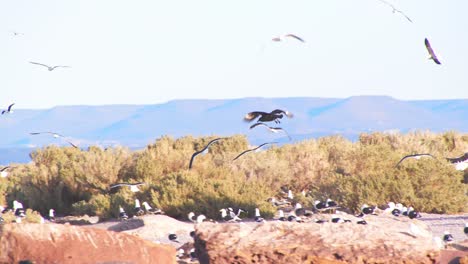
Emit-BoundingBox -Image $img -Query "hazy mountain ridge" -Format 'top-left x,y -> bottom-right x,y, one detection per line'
0,96 -> 466,164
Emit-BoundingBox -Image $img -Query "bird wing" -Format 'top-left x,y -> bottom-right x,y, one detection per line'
395,153 -> 434,167
446,152 -> 468,163
396,10 -> 413,23
189,138 -> 223,169
285,34 -> 305,42
424,38 -> 441,64
274,127 -> 292,140
232,149 -> 254,161
65,140 -> 79,149
0,166 -> 10,172
109,183 -> 129,189
52,65 -> 71,70
29,61 -> 50,68
271,109 -> 293,118
7,103 -> 15,111
249,122 -> 268,129
244,111 -> 267,122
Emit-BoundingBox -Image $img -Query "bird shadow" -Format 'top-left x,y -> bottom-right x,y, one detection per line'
107,218 -> 145,232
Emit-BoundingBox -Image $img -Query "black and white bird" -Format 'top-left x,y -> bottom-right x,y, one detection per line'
277,209 -> 287,221
109,182 -> 146,193
188,212 -> 207,223
48,209 -> 55,222
232,142 -> 277,161
142,202 -> 163,214
443,231 -> 454,243
267,197 -> 291,207
395,153 -> 435,167
0,166 -> 13,178
362,204 -> 375,215
29,61 -> 71,71
1,103 -> 15,115
254,208 -> 265,222
250,123 -> 291,141
228,208 -> 244,222
446,152 -> 468,171
377,0 -> 413,23
314,200 -> 328,211
29,131 -> 79,148
272,34 -> 305,43
391,203 -> 404,217
326,198 -> 338,208
134,199 -> 144,216
13,200 -> 25,217
356,218 -> 368,225
464,223 -> 468,236
244,109 -> 293,124
294,203 -> 313,217
118,207 -> 128,220
188,138 -> 223,169
168,233 -> 180,243
424,38 -> 441,65
407,207 -> 422,219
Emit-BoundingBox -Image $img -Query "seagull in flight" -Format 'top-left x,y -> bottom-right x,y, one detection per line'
377,0 -> 413,23
424,38 -> 441,65
244,109 -> 293,124
446,152 -> 468,171
1,103 -> 15,114
250,123 -> 292,141
395,153 -> 435,167
30,131 -> 79,148
232,142 -> 277,161
189,138 -> 223,169
272,34 -> 305,43
109,182 -> 146,193
29,61 -> 71,71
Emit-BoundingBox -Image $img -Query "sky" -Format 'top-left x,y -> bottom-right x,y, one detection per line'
0,0 -> 467,109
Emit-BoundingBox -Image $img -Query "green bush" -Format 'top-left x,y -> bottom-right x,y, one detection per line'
0,132 -> 466,219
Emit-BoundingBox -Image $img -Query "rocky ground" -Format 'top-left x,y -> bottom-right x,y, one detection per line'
1,212 -> 467,263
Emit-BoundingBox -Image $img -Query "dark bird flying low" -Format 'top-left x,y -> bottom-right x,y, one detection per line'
188,138 -> 223,169
244,109 -> 293,124
232,142 -> 277,161
424,38 -> 441,65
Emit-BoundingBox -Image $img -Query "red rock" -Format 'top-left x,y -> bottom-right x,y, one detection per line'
0,223 -> 176,264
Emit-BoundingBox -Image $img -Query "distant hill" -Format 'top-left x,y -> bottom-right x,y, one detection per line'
1,96 -> 467,165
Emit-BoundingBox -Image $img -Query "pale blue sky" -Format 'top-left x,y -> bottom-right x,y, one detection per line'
0,0 -> 467,109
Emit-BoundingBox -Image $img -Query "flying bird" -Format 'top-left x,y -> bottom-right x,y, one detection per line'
395,153 -> 435,167
249,123 -> 291,140
30,131 -> 78,148
232,142 -> 277,161
446,152 -> 468,171
272,34 -> 305,43
109,182 -> 146,193
188,138 -> 223,169
1,103 -> 15,114
9,31 -> 24,36
244,109 -> 293,124
29,61 -> 71,71
0,166 -> 14,178
377,0 -> 413,23
424,38 -> 441,65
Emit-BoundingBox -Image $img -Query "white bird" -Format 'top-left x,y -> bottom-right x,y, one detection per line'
29,61 -> 71,71
272,34 -> 305,43
446,152 -> 468,171
254,208 -> 265,222
142,202 -> 162,214
109,182 -> 146,193
49,209 -> 55,221
0,166 -> 13,178
250,123 -> 292,141
118,206 -> 128,220
29,131 -> 79,148
134,199 -> 144,216
228,208 -> 244,222
219,208 -> 228,220
277,209 -> 286,221
376,0 -> 413,23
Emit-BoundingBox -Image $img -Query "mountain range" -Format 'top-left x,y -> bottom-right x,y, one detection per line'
1,95 -> 467,165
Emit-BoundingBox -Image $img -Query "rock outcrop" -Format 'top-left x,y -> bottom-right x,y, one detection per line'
0,222 -> 176,264
194,214 -> 442,264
